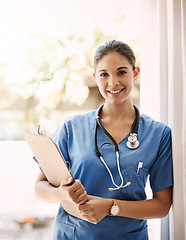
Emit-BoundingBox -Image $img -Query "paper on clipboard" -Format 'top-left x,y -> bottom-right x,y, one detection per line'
24,133 -> 88,222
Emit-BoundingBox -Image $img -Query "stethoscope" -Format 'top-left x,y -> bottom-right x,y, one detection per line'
95,105 -> 140,191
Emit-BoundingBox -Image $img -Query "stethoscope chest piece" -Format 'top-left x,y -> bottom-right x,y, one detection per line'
126,133 -> 140,150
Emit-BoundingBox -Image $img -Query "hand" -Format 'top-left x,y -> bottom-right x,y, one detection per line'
56,177 -> 88,205
78,195 -> 113,224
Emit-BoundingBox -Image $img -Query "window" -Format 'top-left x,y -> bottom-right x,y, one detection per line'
0,0 -> 140,140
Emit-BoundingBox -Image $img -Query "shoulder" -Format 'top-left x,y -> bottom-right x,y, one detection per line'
140,114 -> 171,131
51,109 -> 98,141
64,109 -> 97,126
139,114 -> 171,140
55,109 -> 98,136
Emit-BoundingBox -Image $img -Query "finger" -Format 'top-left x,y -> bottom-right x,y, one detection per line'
79,202 -> 90,211
61,179 -> 81,197
86,216 -> 98,224
67,179 -> 83,193
61,177 -> 74,187
80,209 -> 95,217
67,184 -> 86,202
73,184 -> 85,195
71,190 -> 87,204
77,192 -> 88,205
73,179 -> 84,190
80,212 -> 90,218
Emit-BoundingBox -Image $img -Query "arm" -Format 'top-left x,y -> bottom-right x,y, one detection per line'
79,186 -> 172,223
35,171 -> 88,205
117,186 -> 172,219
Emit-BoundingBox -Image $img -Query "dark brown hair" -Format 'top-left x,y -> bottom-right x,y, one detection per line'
94,40 -> 136,71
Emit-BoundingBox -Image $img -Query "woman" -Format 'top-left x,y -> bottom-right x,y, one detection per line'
34,40 -> 173,240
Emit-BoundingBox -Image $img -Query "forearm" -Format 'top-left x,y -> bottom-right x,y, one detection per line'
35,180 -> 61,203
117,198 -> 170,220
35,173 -> 87,205
79,186 -> 172,224
114,186 -> 172,220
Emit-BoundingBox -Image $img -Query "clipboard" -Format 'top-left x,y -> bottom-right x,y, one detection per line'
24,132 -> 89,222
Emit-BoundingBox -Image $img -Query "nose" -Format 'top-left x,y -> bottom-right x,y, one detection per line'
108,76 -> 119,87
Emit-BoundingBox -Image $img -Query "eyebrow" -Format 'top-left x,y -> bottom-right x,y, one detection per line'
98,66 -> 129,73
117,66 -> 129,70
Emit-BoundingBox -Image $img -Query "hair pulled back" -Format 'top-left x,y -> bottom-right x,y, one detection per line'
94,40 -> 136,71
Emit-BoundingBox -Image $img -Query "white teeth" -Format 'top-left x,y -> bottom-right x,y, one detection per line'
109,89 -> 122,94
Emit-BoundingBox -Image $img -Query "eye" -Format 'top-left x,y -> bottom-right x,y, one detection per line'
118,70 -> 126,75
100,72 -> 109,77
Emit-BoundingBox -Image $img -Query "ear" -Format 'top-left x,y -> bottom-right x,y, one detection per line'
93,73 -> 98,84
133,67 -> 140,83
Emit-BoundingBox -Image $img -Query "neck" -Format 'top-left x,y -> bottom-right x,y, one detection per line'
102,101 -> 135,121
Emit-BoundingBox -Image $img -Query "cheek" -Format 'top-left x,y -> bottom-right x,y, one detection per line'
96,79 -> 105,88
98,84 -> 105,94
125,77 -> 135,87
126,82 -> 134,92
97,81 -> 107,96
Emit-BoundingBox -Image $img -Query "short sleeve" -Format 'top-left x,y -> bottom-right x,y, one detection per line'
33,121 -> 70,171
149,126 -> 173,193
33,156 -> 43,172
50,122 -> 71,168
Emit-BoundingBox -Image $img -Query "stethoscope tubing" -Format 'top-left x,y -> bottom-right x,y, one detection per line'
95,105 -> 140,191
95,105 -> 139,155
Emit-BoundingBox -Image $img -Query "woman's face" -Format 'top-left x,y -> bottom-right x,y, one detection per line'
93,52 -> 139,106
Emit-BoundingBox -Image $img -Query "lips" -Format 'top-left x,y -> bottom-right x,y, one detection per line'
107,88 -> 125,94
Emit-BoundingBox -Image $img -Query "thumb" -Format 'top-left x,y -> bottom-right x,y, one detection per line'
61,176 -> 73,186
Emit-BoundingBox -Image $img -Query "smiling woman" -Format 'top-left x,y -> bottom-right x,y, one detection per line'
34,40 -> 173,240
93,41 -> 140,109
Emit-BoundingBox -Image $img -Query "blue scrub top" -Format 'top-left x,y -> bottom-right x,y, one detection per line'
35,108 -> 173,240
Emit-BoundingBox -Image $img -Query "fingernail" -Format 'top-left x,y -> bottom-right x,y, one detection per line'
66,177 -> 72,183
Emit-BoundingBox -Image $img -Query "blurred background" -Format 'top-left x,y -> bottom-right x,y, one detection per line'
0,0 -> 154,239
0,0 -> 140,140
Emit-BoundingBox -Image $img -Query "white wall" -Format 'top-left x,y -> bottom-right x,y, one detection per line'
0,141 -> 58,219
140,0 -> 186,239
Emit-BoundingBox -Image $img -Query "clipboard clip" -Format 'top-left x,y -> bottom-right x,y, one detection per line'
31,124 -> 46,136
37,124 -> 46,136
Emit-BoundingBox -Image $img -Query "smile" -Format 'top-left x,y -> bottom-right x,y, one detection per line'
107,88 -> 124,94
